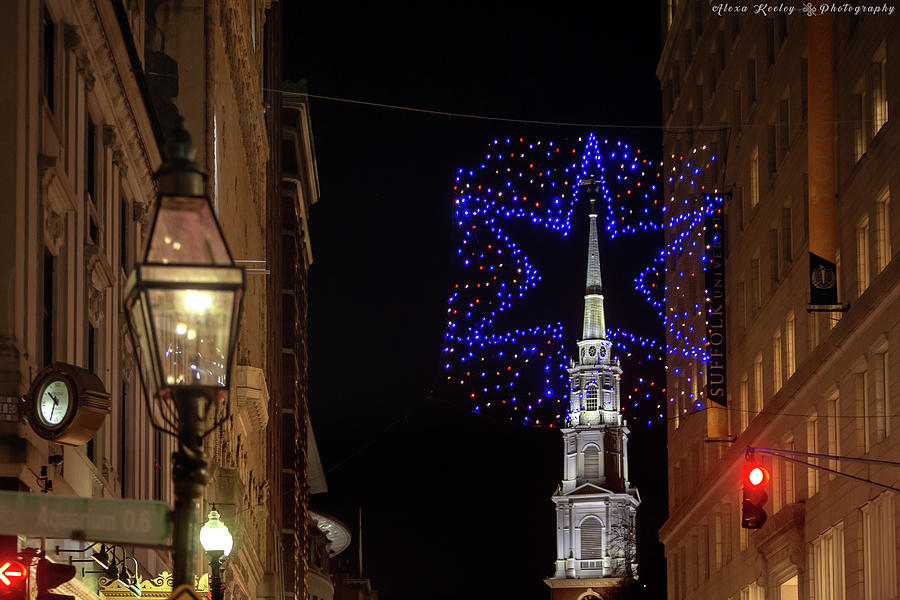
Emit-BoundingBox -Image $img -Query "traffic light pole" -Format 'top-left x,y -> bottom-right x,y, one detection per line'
171,391 -> 209,588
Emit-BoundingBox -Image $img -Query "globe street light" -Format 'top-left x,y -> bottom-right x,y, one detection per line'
124,119 -> 244,587
199,507 -> 233,600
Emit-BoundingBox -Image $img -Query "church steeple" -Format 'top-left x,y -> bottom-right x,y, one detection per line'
582,183 -> 606,341
547,180 -> 639,592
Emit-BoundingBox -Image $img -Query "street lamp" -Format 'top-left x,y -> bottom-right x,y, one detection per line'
199,507 -> 233,600
124,119 -> 244,588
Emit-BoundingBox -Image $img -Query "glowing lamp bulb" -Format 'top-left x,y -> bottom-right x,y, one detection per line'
184,291 -> 213,313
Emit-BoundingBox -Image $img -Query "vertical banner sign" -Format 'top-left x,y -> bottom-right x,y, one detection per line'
807,13 -> 838,306
706,197 -> 728,439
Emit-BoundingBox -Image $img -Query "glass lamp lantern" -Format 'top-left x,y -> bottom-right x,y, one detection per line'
124,124 -> 244,408
199,509 -> 233,557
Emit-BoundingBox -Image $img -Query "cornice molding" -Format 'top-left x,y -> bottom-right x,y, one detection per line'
72,0 -> 159,213
219,0 -> 268,187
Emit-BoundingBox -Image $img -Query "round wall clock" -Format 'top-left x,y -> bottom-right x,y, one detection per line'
27,363 -> 111,446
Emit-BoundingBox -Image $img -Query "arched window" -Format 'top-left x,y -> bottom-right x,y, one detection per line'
581,516 -> 603,559
585,384 -> 598,410
583,445 -> 600,480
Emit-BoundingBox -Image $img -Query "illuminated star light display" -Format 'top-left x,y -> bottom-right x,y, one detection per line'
632,144 -> 724,417
442,133 -> 674,427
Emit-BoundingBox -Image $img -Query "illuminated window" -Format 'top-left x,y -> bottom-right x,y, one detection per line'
749,146 -> 760,208
752,354 -> 763,416
809,522 -> 845,600
872,45 -> 888,135
861,492 -> 896,600
827,393 -> 839,479
585,384 -> 598,411
807,412 -> 819,497
858,214 -> 870,296
853,78 -> 867,162
772,328 -> 783,391
874,348 -> 890,444
875,188 -> 891,273
785,312 -> 796,377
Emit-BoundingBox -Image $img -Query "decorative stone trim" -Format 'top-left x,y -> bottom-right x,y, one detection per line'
232,365 -> 269,432
84,245 -> 114,328
39,154 -> 78,257
0,396 -> 20,423
71,0 -> 160,211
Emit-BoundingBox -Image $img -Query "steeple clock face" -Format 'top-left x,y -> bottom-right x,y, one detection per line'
588,346 -> 597,357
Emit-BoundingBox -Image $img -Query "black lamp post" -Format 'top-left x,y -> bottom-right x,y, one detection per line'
199,507 -> 233,600
124,119 -> 244,588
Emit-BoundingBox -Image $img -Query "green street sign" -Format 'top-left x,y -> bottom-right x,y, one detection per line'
0,490 -> 171,546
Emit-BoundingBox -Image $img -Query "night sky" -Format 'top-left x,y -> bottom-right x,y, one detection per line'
282,5 -> 667,599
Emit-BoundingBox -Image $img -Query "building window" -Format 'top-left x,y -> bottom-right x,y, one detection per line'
42,249 -> 55,367
120,193 -> 130,274
861,492 -> 896,600
809,522 -> 845,600
875,188 -> 891,273
767,122 -> 777,174
827,393 -> 839,479
778,97 -> 790,161
782,435 -> 795,506
41,8 -> 56,112
581,517 -> 603,559
752,354 -> 763,416
782,206 -> 793,266
733,88 -> 743,130
749,146 -> 760,209
785,312 -> 796,377
751,254 -> 761,309
873,349 -> 890,444
853,80 -> 867,162
780,575 -> 799,600
769,228 -> 780,284
585,384 -> 598,411
807,411 -> 820,497
741,582 -> 764,600
747,58 -> 757,104
739,375 -> 749,433
714,511 -> 723,571
872,47 -> 888,135
857,215 -> 870,296
772,329 -> 783,391
583,445 -> 600,480
857,371 -> 870,453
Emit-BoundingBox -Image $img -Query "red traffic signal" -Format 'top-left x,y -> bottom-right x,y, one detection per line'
741,462 -> 770,529
0,559 -> 27,600
0,561 -> 25,587
745,463 -> 770,487
36,558 -> 75,600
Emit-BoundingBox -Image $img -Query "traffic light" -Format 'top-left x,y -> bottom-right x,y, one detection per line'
0,559 -> 27,600
36,558 -> 75,600
741,462 -> 770,529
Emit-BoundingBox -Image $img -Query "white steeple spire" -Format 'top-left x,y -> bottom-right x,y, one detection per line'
582,183 -> 607,341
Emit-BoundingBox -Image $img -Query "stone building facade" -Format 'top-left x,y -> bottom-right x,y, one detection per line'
0,2 -> 320,600
658,3 -> 898,599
